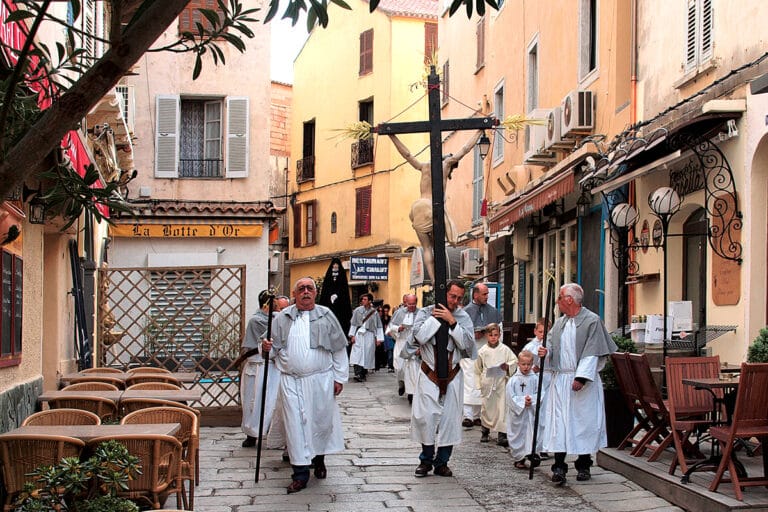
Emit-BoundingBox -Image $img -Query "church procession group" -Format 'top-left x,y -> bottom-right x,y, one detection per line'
238,255 -> 617,494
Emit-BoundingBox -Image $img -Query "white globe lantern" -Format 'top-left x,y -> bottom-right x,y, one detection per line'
648,187 -> 682,216
611,203 -> 639,228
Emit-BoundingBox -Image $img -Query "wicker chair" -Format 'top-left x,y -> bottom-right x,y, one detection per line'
0,434 -> 85,511
22,408 -> 101,426
122,406 -> 199,509
120,398 -> 201,484
125,374 -> 182,388
48,395 -> 119,423
80,367 -> 123,374
68,375 -> 125,389
87,434 -> 184,510
127,382 -> 183,391
127,366 -> 172,374
62,381 -> 120,391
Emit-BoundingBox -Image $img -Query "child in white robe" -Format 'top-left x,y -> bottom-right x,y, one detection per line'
506,350 -> 539,469
474,323 -> 517,446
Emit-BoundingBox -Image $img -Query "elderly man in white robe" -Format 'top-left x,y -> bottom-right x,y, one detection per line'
387,294 -> 419,398
403,280 -> 475,478
240,292 -> 289,448
537,283 -> 616,484
348,293 -> 384,382
261,278 -> 348,494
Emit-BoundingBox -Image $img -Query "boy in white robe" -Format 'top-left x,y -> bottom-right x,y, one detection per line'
506,350 -> 539,469
521,317 -> 551,460
348,293 -> 384,382
474,323 -> 517,446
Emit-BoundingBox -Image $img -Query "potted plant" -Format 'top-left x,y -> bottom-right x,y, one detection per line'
13,440 -> 141,512
601,335 -> 637,447
747,327 -> 768,363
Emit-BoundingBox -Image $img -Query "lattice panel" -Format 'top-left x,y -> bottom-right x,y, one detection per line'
97,265 -> 245,408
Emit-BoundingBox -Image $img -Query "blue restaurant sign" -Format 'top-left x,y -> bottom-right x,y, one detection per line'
350,257 -> 389,281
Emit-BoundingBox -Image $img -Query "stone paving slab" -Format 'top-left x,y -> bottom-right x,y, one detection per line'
192,369 -> 678,512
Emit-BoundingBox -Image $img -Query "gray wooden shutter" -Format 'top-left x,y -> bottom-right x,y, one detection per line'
226,96 -> 249,178
155,95 -> 179,178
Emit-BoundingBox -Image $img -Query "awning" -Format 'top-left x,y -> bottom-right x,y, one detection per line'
489,171 -> 574,231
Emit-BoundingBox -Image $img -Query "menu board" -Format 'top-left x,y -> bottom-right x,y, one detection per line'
1,251 -> 12,354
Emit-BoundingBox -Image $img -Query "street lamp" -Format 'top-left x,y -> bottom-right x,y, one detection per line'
610,203 -> 639,337
477,131 -> 491,160
648,186 -> 682,384
576,191 -> 591,218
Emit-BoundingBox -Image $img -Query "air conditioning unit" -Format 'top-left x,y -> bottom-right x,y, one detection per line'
543,107 -> 571,150
561,89 -> 595,138
460,248 -> 482,276
524,109 -> 557,165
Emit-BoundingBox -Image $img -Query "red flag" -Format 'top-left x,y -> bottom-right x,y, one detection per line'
480,198 -> 488,217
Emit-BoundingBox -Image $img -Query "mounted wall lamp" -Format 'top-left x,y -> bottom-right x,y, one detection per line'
6,183 -> 22,201
527,213 -> 540,239
477,131 -> 491,160
22,184 -> 47,224
576,191 -> 592,218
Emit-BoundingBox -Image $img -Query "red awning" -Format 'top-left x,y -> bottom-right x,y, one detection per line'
489,171 -> 575,232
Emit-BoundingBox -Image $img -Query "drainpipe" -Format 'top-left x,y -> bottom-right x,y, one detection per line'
628,0 -> 639,324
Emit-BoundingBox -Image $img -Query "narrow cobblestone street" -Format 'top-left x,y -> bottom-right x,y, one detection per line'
194,368 -> 683,512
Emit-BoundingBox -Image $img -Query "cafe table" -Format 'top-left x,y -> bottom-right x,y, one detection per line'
680,376 -> 744,482
38,390 -> 124,404
38,389 -> 202,405
0,423 -> 181,443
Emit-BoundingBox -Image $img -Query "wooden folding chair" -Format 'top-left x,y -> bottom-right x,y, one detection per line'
665,355 -> 721,476
22,408 -> 101,426
0,434 -> 85,511
709,363 -> 768,500
87,434 -> 184,510
610,352 -> 652,451
628,353 -> 673,460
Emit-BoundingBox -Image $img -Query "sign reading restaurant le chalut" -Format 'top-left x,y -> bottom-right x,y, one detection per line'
110,223 -> 263,238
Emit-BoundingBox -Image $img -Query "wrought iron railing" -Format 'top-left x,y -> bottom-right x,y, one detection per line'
297,155 -> 315,183
351,139 -> 373,168
179,158 -> 223,178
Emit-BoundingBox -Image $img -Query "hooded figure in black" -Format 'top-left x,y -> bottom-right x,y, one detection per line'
318,257 -> 353,337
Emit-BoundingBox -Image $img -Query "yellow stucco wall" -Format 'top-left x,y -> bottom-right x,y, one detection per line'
289,2 -> 431,306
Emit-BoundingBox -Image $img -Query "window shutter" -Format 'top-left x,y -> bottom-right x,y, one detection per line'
155,95 -> 179,178
476,19 -> 485,69
700,0 -> 713,62
226,96 -> 249,178
355,186 -> 372,237
293,204 -> 302,248
424,22 -> 437,64
685,0 -> 697,70
305,200 -> 317,246
359,29 -> 373,75
442,61 -> 450,105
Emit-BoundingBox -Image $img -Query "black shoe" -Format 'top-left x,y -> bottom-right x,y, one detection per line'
286,479 -> 307,494
528,453 -> 541,468
398,382 -> 405,396
354,375 -> 362,382
415,462 -> 433,477
388,368 -> 395,373
576,469 -> 591,481
241,436 -> 256,448
281,451 -> 290,462
551,468 -> 566,484
434,465 -> 453,477
473,418 -> 482,426
314,462 -> 327,479
497,435 -> 509,448
539,452 -> 550,460
480,433 -> 489,443
407,394 -> 413,404
462,418 -> 474,428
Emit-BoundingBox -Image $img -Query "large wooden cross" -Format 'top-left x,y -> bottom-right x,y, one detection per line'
375,67 -> 495,391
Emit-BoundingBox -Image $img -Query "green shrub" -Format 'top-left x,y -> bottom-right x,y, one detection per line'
13,440 -> 141,512
600,335 -> 637,390
747,327 -> 768,363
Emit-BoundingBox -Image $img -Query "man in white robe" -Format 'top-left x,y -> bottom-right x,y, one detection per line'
262,278 -> 348,494
348,293 -> 384,382
387,294 -> 419,398
403,280 -> 475,478
461,283 -> 502,427
240,292 -> 289,447
538,283 -> 617,484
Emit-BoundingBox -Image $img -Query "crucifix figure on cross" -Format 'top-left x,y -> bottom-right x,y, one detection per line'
388,130 -> 482,284
375,66 -> 496,388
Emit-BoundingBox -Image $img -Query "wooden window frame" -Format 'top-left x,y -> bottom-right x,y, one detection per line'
178,0 -> 226,35
304,200 -> 317,247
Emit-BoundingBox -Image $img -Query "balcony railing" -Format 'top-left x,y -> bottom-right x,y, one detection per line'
297,155 -> 315,183
351,139 -> 374,169
179,158 -> 224,178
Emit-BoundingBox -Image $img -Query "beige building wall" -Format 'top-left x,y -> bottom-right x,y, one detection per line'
289,1 -> 434,306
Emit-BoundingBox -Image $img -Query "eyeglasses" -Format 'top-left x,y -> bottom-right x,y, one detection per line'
297,285 -> 315,292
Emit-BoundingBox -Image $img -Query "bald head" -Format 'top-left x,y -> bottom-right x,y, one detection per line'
472,283 -> 490,305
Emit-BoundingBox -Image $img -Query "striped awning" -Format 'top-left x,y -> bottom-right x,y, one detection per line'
489,171 -> 574,232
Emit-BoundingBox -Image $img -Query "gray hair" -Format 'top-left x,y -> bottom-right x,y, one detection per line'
561,283 -> 584,304
293,277 -> 317,290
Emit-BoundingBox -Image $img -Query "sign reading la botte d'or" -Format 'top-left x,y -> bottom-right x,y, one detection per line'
110,223 -> 263,238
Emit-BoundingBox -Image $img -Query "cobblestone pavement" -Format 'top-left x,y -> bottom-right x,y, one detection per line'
194,369 -> 684,512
